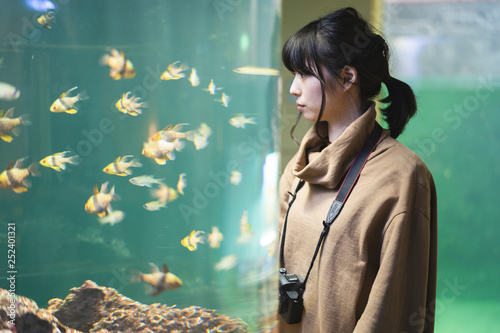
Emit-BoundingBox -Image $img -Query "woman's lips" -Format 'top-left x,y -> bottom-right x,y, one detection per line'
296,103 -> 304,111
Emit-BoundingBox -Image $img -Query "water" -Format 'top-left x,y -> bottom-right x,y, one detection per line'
0,1 -> 281,331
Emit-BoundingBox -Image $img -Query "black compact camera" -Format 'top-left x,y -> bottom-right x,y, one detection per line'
278,268 -> 304,324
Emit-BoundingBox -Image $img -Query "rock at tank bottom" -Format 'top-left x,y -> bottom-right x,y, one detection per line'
1,280 -> 249,332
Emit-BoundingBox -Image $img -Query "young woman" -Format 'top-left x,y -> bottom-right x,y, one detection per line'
278,7 -> 437,333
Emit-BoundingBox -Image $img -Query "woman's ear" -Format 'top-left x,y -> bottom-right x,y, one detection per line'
341,65 -> 357,91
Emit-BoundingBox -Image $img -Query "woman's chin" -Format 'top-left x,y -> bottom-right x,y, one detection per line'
302,113 -> 318,122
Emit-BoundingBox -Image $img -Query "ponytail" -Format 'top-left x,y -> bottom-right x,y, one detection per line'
380,76 -> 417,139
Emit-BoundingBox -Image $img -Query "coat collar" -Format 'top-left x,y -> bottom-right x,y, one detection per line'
293,105 -> 377,189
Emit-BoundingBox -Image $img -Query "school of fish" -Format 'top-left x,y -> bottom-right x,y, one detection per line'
1,14 -> 281,305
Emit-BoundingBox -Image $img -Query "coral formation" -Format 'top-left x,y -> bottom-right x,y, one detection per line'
1,280 -> 249,332
0,288 -> 82,332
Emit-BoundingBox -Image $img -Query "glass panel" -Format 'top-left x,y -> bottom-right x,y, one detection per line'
0,1 -> 281,332
384,1 -> 500,331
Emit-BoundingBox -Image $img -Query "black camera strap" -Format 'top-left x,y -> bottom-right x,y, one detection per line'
280,122 -> 383,291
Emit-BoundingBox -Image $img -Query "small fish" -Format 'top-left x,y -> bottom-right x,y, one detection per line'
160,61 -> 189,80
204,79 -> 222,95
214,254 -> 237,271
267,240 -> 276,257
188,123 -> 212,150
98,209 -> 125,226
197,123 -> 212,138
143,200 -> 167,211
177,173 -> 187,195
142,139 -> 185,165
100,49 -> 135,80
0,108 -> 31,143
208,226 -> 223,249
50,86 -> 88,114
215,92 -> 230,107
115,91 -> 148,116
37,11 -> 55,29
0,158 -> 40,193
0,82 -> 20,100
237,210 -> 253,244
188,68 -> 200,87
103,155 -> 142,176
149,123 -> 194,143
230,170 -> 242,185
130,263 -> 182,296
144,123 -> 208,162
190,134 -> 209,150
229,114 -> 256,129
232,66 -> 280,76
181,230 -> 205,251
129,175 -> 164,188
240,210 -> 250,232
85,182 -> 120,218
40,151 -> 81,172
153,183 -> 178,204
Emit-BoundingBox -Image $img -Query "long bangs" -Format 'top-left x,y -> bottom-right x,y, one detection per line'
282,21 -> 330,145
282,23 -> 319,77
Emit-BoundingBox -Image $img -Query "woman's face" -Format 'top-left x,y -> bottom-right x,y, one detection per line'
289,72 -> 340,123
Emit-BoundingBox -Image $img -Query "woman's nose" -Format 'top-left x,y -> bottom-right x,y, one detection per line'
289,75 -> 301,96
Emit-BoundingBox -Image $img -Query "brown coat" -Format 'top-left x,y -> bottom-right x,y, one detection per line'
278,107 -> 437,333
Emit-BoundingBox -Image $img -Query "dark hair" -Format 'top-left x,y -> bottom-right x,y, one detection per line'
282,7 -> 416,139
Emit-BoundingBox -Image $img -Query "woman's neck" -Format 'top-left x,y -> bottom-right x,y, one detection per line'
327,103 -> 364,142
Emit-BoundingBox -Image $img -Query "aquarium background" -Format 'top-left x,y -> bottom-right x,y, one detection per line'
385,1 -> 500,332
0,0 -> 281,331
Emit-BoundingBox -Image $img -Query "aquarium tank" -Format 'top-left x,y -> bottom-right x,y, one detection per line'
0,1 -> 281,332
384,0 -> 500,332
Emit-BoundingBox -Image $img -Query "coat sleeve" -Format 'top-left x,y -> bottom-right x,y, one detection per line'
353,209 -> 435,333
